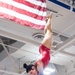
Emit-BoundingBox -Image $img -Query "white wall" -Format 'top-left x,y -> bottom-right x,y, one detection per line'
65,61 -> 75,75
54,64 -> 66,75
53,61 -> 75,75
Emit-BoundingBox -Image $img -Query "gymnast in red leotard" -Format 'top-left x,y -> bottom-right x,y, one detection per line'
23,13 -> 53,75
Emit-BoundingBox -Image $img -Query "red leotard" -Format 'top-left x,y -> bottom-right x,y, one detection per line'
39,44 -> 50,68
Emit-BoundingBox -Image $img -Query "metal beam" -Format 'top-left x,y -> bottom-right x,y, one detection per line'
0,29 -> 40,46
0,69 -> 21,75
0,29 -> 55,50
60,51 -> 75,57
0,38 -> 20,73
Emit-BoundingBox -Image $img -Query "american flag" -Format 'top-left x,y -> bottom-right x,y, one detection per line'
0,0 -> 46,30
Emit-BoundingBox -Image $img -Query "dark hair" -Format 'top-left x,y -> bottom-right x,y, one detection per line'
23,63 -> 36,73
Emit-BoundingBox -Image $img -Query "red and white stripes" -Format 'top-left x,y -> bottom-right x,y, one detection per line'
0,0 -> 46,30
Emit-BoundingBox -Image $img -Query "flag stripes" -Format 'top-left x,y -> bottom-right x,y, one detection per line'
0,0 -> 46,30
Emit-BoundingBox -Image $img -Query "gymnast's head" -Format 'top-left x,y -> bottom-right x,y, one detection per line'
23,63 -> 38,75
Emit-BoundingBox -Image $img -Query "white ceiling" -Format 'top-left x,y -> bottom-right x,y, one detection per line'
0,0 -> 75,75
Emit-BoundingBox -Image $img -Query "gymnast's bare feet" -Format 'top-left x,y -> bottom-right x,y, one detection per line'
44,12 -> 53,34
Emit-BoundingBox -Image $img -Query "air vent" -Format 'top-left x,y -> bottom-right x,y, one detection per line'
32,33 -> 44,42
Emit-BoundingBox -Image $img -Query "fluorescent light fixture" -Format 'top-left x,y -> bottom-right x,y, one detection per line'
43,68 -> 55,75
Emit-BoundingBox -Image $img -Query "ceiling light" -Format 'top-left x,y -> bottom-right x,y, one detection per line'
43,67 -> 55,75
32,33 -> 44,42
